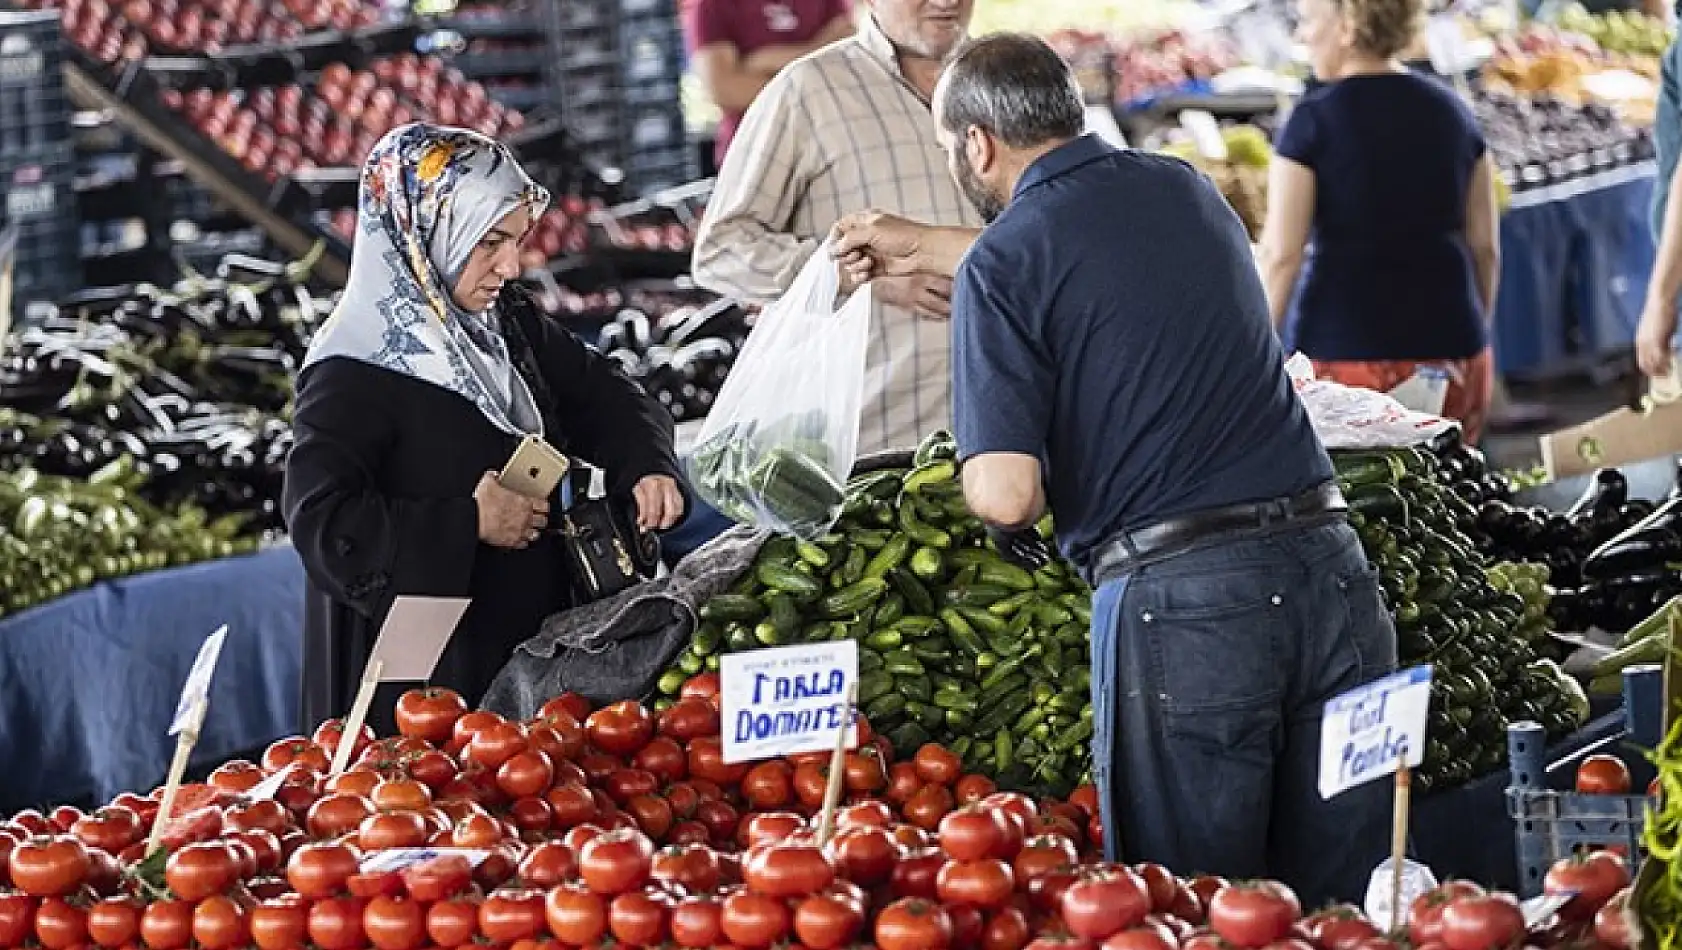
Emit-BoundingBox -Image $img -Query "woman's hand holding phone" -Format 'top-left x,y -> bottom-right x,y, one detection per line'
475,472 -> 550,548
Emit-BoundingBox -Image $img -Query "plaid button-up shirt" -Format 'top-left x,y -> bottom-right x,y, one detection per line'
690,15 -> 983,456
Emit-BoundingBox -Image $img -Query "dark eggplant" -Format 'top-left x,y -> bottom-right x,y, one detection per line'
1581,491 -> 1682,582
1566,467 -> 1628,519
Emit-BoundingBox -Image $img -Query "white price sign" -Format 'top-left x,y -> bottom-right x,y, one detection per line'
1319,665 -> 1433,799
170,625 -> 229,735
358,848 -> 492,873
720,641 -> 859,765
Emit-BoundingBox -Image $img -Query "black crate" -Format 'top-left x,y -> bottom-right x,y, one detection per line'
621,75 -> 681,107
11,213 -> 80,307
0,12 -> 71,156
550,0 -> 616,32
624,101 -> 686,152
552,27 -> 620,71
567,101 -> 623,146
619,17 -> 683,87
619,0 -> 674,18
554,62 -> 619,108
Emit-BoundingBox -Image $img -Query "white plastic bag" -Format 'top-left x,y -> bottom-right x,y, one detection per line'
685,245 -> 871,539
1285,353 -> 1459,450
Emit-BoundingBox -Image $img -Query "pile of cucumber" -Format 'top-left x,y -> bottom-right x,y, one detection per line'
686,412 -> 849,539
659,431 -> 1094,798
1335,446 -> 1589,793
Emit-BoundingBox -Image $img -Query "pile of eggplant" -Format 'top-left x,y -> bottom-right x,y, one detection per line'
595,295 -> 751,425
0,250 -> 333,603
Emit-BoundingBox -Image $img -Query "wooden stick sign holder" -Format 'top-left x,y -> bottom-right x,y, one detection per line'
816,683 -> 860,848
330,658 -> 387,777
145,704 -> 205,856
1390,756 -> 1412,934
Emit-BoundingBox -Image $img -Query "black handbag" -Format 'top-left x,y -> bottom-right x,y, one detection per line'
554,461 -> 661,603
496,288 -> 662,603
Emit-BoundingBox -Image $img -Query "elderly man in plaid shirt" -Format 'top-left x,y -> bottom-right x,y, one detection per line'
691,0 -> 981,456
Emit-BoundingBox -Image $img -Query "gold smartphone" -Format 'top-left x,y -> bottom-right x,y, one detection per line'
498,435 -> 570,500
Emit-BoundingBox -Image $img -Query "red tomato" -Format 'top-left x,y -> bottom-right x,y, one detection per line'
466,722 -> 530,771
658,699 -> 719,742
9,836 -> 90,897
87,897 -> 140,949
1207,881 -> 1302,949
1438,895 -> 1525,950
886,762 -> 925,806
741,761 -> 795,810
842,749 -> 888,793
140,899 -> 194,950
1307,907 -> 1381,950
876,897 -> 953,950
651,844 -> 722,893
1544,851 -> 1631,921
687,736 -> 748,786
496,751 -> 554,800
1576,755 -> 1632,795
608,890 -> 667,947
1595,887 -> 1632,950
1102,922 -> 1180,950
794,891 -> 865,950
578,828 -> 654,895
307,896 -> 367,950
586,701 -> 655,757
307,793 -> 374,840
720,890 -> 791,949
1016,835 -> 1079,884
401,855 -> 474,902
34,897 -> 87,950
939,806 -> 1006,861
669,896 -> 723,948
191,895 -> 249,950
891,846 -> 947,900
904,785 -> 956,832
517,841 -> 578,889
678,673 -> 721,704
362,895 -> 424,950
1062,867 -> 1153,940
545,784 -> 599,829
0,892 -> 36,948
424,898 -> 478,948
743,841 -> 835,898
541,693 -> 594,724
313,719 -> 376,762
360,811 -> 429,851
479,889 -> 546,944
250,896 -> 309,950
286,842 -> 361,899
695,799 -> 740,847
632,738 -> 689,784
394,687 -> 468,743
1407,881 -> 1487,945
827,824 -> 901,886
938,858 -> 1017,910
544,885 -> 607,946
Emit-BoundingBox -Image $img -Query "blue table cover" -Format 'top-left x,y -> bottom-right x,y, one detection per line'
0,546 -> 305,811
1493,168 -> 1656,377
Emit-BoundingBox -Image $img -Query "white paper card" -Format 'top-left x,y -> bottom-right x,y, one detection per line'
1522,892 -> 1577,929
240,764 -> 296,802
367,596 -> 472,682
1179,109 -> 1228,162
1389,367 -> 1451,417
720,641 -> 858,765
1426,15 -> 1476,75
170,625 -> 228,735
1364,857 -> 1438,932
359,847 -> 492,873
1320,665 -> 1433,799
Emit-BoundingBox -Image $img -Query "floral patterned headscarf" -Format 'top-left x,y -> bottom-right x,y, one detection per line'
303,123 -> 551,437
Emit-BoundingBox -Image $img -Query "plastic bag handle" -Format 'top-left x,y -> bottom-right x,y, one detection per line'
785,238 -> 843,318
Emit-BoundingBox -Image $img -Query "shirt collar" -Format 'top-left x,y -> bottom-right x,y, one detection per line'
1014,133 -> 1116,199
855,15 -> 951,105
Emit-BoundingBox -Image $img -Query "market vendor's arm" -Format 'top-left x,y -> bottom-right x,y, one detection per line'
513,299 -> 685,527
690,72 -> 825,303
1636,157 -> 1682,378
1257,157 -> 1315,330
1465,153 -> 1501,319
830,210 -> 981,281
282,359 -> 481,617
951,239 -> 1048,532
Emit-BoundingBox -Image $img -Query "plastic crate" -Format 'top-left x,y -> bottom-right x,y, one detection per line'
619,17 -> 683,86
0,11 -> 70,156
1505,664 -> 1666,897
11,210 -> 79,307
619,0 -> 674,17
624,102 -> 687,152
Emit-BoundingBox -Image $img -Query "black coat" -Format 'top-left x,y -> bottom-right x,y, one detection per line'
282,291 -> 680,736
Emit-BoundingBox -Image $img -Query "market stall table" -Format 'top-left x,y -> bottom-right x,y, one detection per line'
1494,164 -> 1657,377
0,545 -> 305,812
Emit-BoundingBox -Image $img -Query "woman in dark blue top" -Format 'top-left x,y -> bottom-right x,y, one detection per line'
1258,0 -> 1502,441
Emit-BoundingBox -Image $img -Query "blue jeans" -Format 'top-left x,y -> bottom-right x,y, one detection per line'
1090,518 -> 1397,908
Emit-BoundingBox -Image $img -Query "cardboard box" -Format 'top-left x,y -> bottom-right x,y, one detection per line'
1538,400 -> 1682,481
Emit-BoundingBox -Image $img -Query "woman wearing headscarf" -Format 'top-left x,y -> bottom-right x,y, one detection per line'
284,124 -> 685,735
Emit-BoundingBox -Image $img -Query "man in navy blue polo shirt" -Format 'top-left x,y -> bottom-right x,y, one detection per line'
831,33 -> 1398,905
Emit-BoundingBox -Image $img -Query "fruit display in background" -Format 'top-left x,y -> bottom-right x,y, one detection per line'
681,431 -> 1096,797
1554,3 -> 1673,57
18,0 -> 382,64
1472,88 -> 1650,187
161,56 -> 523,182
1156,125 -> 1271,240
1047,27 -> 1239,106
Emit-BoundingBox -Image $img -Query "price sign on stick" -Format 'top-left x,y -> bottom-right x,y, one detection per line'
720,641 -> 859,765
359,848 -> 493,873
329,596 -> 471,776
1323,665 -> 1434,933
147,625 -> 230,855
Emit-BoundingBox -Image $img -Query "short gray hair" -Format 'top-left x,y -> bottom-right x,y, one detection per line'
939,33 -> 1085,149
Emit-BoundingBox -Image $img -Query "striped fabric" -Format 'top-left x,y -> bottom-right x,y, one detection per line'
690,15 -> 982,456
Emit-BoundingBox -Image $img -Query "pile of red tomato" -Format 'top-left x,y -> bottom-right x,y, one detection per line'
0,676 -> 1645,950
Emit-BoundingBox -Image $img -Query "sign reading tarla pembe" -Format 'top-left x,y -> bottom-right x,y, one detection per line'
720,641 -> 859,764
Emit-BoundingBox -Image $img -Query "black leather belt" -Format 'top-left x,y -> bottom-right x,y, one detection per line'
1088,482 -> 1347,584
